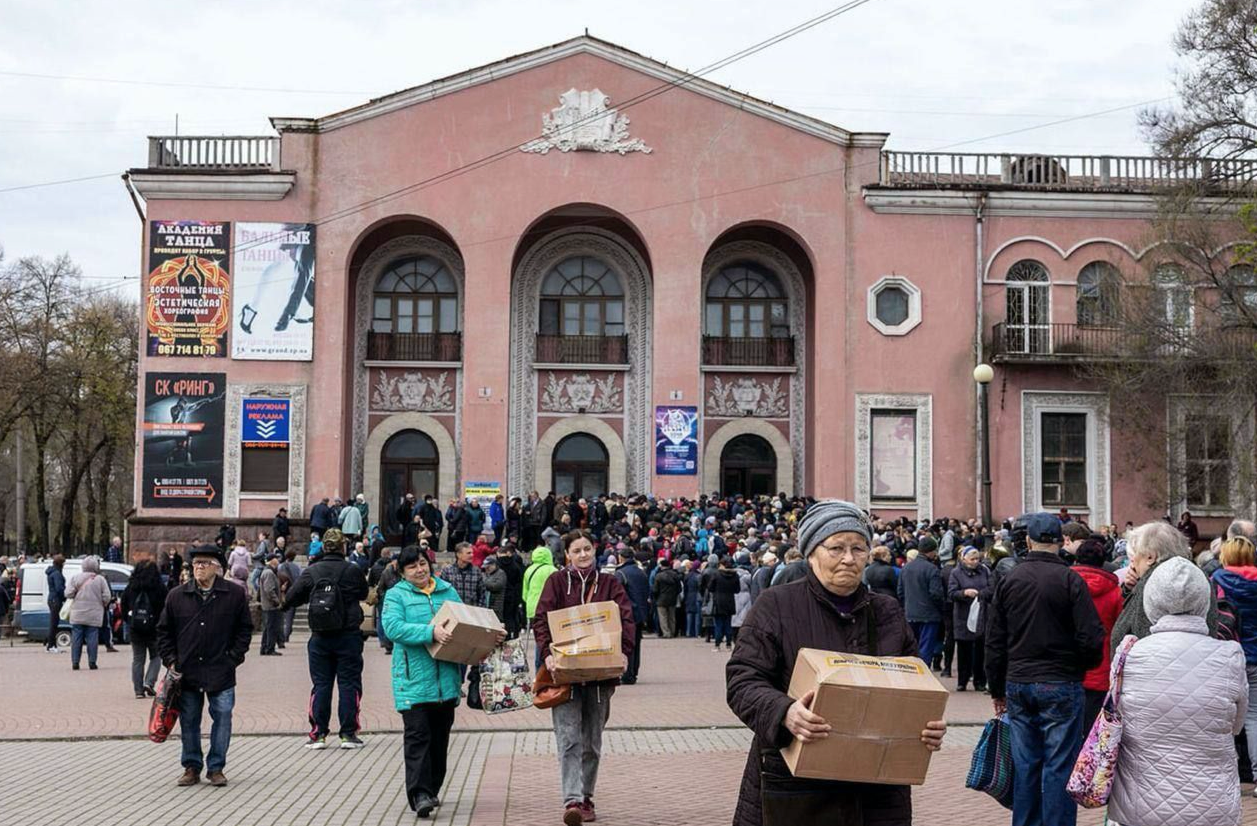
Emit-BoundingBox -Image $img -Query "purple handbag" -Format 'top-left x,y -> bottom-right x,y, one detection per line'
1066,634 -> 1138,808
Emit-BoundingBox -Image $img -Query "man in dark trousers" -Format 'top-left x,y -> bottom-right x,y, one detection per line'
419,494 -> 443,540
615,548 -> 650,684
898,536 -> 946,667
157,545 -> 252,787
986,513 -> 1105,826
280,529 -> 369,750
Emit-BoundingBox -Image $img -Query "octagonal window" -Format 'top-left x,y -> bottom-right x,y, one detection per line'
867,276 -> 922,336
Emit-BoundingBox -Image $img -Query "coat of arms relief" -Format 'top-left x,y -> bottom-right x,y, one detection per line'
707,376 -> 789,418
521,88 -> 652,155
371,371 -> 454,412
541,372 -> 622,413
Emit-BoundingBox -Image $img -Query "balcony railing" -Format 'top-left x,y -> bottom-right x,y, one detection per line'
535,334 -> 628,365
879,151 -> 1257,193
702,335 -> 796,367
146,136 -> 281,171
991,322 -> 1257,361
367,331 -> 462,361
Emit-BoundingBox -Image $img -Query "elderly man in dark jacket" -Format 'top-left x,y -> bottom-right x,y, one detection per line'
898,536 -> 946,666
726,501 -> 945,825
861,546 -> 899,598
157,545 -> 253,787
650,559 -> 683,638
615,549 -> 650,683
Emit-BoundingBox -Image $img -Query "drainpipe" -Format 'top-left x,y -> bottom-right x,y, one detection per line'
973,193 -> 988,522
122,173 -> 146,223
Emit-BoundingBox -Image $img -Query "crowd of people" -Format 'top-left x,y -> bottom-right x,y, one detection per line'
8,489 -> 1257,825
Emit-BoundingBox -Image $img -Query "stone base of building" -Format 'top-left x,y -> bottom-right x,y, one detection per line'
127,516 -> 311,562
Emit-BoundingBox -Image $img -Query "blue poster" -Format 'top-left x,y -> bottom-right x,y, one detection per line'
242,397 -> 290,447
655,406 -> 698,475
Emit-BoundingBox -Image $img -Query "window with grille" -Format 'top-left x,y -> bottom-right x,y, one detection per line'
1005,260 -> 1050,354
538,256 -> 625,337
241,447 -> 289,493
1040,412 -> 1087,507
1185,414 -> 1231,510
372,256 -> 459,334
1076,262 -> 1121,326
704,262 -> 789,338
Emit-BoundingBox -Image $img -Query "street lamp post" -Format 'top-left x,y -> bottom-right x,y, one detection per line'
973,363 -> 994,528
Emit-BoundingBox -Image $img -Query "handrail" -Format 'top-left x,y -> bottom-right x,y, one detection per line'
146,136 -> 281,171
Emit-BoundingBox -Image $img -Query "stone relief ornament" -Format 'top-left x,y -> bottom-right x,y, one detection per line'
521,88 -> 652,155
707,377 -> 789,418
541,372 -> 622,413
372,371 -> 454,412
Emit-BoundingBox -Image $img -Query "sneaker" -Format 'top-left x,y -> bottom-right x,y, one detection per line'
339,734 -> 365,750
416,794 -> 438,818
305,734 -> 328,750
581,799 -> 597,822
563,803 -> 584,826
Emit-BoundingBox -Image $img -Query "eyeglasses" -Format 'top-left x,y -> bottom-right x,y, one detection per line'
191,559 -> 217,568
817,543 -> 869,560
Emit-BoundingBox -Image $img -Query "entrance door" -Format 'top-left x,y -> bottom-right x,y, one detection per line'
552,433 -> 609,500
381,430 -> 439,542
720,434 -> 777,497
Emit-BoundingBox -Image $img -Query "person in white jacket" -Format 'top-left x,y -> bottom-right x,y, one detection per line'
1108,556 -> 1249,826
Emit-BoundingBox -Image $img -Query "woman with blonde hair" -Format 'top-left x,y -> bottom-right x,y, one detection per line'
1212,534 -> 1257,793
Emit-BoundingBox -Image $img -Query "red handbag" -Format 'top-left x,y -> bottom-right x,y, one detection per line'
147,669 -> 182,743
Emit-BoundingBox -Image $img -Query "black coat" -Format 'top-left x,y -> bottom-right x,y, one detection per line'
710,568 -> 741,617
156,576 -> 253,693
947,563 -> 990,643
726,573 -> 918,826
615,561 -> 651,624
652,567 -> 683,608
309,502 -> 335,532
122,565 -> 169,642
861,558 -> 899,599
271,513 -> 290,540
419,502 -> 443,535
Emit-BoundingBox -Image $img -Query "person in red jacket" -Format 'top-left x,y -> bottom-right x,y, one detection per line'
1073,537 -> 1123,732
533,529 -> 635,826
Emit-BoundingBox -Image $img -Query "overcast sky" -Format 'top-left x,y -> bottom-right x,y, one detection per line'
0,0 -> 1195,298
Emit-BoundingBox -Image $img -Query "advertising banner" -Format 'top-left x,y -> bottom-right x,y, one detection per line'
242,398 -> 290,447
464,481 -> 501,537
141,372 -> 226,508
654,406 -> 699,475
146,221 -> 231,357
871,412 -> 916,500
232,223 -> 316,360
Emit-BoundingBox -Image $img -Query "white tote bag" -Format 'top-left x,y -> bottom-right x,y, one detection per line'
966,598 -> 981,635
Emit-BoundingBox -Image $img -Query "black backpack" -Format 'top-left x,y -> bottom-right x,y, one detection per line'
131,590 -> 157,634
308,565 -> 347,633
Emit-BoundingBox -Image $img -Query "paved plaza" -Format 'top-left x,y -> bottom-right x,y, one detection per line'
3,633 -> 1254,824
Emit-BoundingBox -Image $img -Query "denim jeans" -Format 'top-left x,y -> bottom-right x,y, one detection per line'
1006,681 -> 1084,826
179,686 -> 235,774
552,684 -> 612,806
70,624 -> 99,667
685,610 -> 700,638
712,615 -> 733,647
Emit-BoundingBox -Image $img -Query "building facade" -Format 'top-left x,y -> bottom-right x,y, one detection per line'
125,36 -> 1254,552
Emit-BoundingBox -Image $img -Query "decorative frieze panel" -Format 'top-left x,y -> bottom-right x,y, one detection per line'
706,375 -> 789,418
371,369 -> 454,412
539,372 -> 623,413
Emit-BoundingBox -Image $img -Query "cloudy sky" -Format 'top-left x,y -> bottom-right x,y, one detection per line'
0,0 -> 1195,298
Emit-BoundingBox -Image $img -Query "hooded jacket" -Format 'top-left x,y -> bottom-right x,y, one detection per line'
1074,564 -> 1123,691
531,564 -> 635,687
382,577 -> 464,710
522,547 -> 558,620
710,567 -> 741,617
1212,565 -> 1257,664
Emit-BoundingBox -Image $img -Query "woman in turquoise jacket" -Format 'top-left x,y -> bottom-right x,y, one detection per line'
383,546 -> 502,818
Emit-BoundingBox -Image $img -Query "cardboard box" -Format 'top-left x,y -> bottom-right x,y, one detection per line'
551,632 -> 625,684
546,601 -> 624,683
425,601 -> 505,665
780,648 -> 948,785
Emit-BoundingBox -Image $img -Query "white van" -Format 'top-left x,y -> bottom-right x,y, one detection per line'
15,560 -> 133,649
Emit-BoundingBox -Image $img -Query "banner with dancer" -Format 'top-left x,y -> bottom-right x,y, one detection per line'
232,222 -> 316,360
145,221 -> 230,357
654,406 -> 699,475
141,372 -> 226,508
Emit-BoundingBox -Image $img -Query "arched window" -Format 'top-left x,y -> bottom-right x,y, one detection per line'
538,256 -> 624,337
1076,262 -> 1122,326
720,434 -> 777,497
552,433 -> 609,499
1005,259 -> 1050,353
705,262 -> 789,338
371,256 -> 459,334
1220,264 -> 1257,324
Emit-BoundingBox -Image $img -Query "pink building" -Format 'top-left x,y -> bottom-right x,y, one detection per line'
125,36 -> 1252,551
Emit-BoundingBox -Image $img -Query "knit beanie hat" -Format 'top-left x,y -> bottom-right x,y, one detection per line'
1143,556 -> 1210,624
797,500 -> 872,559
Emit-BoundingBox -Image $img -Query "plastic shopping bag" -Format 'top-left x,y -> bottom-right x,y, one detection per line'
966,714 -> 1014,809
477,638 -> 534,714
966,599 -> 981,635
147,669 -> 182,743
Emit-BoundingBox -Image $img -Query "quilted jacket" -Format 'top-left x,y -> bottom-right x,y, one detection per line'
381,577 -> 464,711
1212,566 -> 1257,663
1108,614 -> 1248,826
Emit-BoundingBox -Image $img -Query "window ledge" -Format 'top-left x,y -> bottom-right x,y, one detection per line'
240,492 -> 290,500
871,500 -> 919,509
532,362 -> 631,372
700,364 -> 798,374
364,360 -> 462,369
